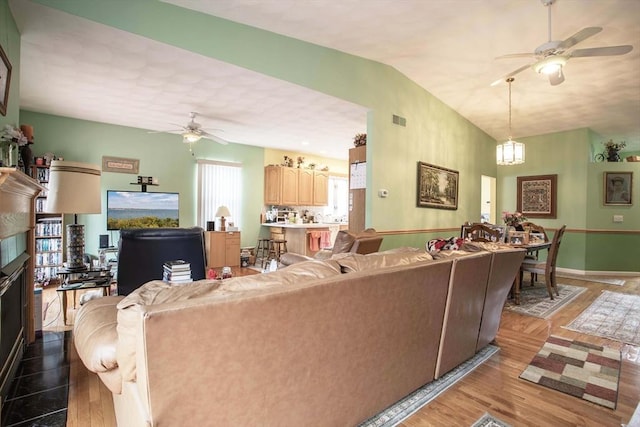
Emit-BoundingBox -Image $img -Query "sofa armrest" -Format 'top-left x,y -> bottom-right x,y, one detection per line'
74,296 -> 124,392
279,252 -> 314,267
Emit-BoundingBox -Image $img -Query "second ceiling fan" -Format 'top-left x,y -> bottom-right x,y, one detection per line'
491,0 -> 633,86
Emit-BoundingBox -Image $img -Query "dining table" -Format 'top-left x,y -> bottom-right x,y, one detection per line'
510,241 -> 553,305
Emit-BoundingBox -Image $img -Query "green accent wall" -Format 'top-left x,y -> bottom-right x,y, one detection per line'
0,0 -> 20,127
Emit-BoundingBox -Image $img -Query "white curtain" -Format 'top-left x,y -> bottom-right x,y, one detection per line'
197,160 -> 242,230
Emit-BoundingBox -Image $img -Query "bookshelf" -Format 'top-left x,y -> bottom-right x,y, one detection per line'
31,165 -> 64,285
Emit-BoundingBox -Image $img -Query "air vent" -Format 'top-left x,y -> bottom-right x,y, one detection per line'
392,114 -> 406,127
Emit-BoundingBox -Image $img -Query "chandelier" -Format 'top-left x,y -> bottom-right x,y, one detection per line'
496,77 -> 525,165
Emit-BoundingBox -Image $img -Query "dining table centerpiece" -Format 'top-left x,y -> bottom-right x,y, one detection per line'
502,211 -> 527,231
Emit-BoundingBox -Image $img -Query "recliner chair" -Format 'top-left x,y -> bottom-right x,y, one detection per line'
116,227 -> 206,296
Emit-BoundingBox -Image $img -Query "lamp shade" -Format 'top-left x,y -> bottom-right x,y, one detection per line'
496,140 -> 525,165
45,160 -> 102,214
215,205 -> 231,218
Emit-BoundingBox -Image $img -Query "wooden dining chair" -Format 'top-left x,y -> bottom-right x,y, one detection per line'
521,221 -> 549,282
464,223 -> 502,242
520,225 -> 567,299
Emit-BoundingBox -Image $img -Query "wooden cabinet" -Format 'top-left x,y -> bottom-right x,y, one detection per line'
264,166 -> 328,206
205,231 -> 241,268
298,169 -> 314,205
312,171 -> 329,206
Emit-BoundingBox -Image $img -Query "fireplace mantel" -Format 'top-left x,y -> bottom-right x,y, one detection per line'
1,167 -> 45,240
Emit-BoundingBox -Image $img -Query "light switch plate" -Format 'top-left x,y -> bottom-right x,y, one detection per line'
613,215 -> 624,223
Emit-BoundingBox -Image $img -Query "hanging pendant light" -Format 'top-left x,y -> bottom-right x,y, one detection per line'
496,77 -> 525,165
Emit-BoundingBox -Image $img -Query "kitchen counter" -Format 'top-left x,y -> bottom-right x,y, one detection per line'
261,223 -> 347,256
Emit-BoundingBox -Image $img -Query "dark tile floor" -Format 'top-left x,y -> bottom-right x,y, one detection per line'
2,331 -> 70,427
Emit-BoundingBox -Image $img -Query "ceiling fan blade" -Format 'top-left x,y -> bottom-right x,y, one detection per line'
200,131 -> 230,145
495,53 -> 535,60
548,70 -> 565,86
570,45 -> 633,57
557,27 -> 602,50
490,63 -> 532,86
147,129 -> 182,134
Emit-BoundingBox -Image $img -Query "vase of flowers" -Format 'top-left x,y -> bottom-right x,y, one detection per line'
502,211 -> 527,231
0,125 -> 29,167
603,139 -> 626,162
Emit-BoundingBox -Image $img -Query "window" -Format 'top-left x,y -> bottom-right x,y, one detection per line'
322,175 -> 348,220
197,160 -> 242,229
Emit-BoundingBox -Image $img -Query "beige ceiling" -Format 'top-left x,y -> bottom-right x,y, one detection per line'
10,0 -> 640,159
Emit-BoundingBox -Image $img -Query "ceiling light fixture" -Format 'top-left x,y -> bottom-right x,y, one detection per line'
183,131 -> 202,143
496,77 -> 525,165
534,55 -> 567,75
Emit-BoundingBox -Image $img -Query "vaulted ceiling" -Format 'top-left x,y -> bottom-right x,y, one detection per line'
9,0 -> 640,159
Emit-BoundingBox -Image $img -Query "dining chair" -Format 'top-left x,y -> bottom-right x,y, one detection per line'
520,225 -> 567,299
463,223 -> 502,242
520,221 -> 549,282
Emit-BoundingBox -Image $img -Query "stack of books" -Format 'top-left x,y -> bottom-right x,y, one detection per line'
162,260 -> 192,284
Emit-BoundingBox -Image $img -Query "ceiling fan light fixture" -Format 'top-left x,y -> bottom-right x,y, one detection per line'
183,131 -> 201,143
534,56 -> 567,75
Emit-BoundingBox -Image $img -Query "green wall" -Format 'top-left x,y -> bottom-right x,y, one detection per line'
0,0 -> 20,127
20,110 -> 265,256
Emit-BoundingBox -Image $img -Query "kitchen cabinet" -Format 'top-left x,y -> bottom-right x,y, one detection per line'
312,170 -> 329,206
205,231 -> 241,268
264,166 -> 328,206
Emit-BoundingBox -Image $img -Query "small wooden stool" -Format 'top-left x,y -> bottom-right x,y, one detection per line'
255,238 -> 270,266
263,239 -> 288,269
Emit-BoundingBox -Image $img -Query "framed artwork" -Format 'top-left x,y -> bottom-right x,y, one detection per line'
102,156 -> 140,174
417,161 -> 459,210
0,43 -> 12,116
604,171 -> 632,206
517,174 -> 557,218
507,230 -> 530,246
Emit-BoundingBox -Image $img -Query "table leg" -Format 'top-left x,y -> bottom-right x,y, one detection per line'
514,271 -> 521,305
61,292 -> 68,325
102,287 -> 108,297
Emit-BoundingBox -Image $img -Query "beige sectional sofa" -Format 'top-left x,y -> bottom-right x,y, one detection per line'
74,245 -> 524,427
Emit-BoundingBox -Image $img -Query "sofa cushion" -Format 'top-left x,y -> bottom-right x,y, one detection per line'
116,259 -> 342,382
331,230 -> 356,254
336,250 -> 434,273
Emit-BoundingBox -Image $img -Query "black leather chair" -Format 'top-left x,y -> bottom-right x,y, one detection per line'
116,227 -> 206,296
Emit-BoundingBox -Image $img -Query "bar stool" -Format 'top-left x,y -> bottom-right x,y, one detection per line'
263,239 -> 288,269
254,238 -> 270,266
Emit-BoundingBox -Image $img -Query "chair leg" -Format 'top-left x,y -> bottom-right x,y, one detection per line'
551,269 -> 559,296
544,269 -> 554,300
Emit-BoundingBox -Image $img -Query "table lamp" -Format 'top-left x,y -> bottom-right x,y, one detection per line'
215,205 -> 231,231
46,160 -> 102,271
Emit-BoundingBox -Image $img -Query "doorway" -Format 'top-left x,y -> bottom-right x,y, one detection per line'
481,175 -> 496,224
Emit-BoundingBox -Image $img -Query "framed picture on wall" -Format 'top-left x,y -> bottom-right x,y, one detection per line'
604,171 -> 632,206
0,43 -> 12,116
416,161 -> 459,210
517,174 -> 557,218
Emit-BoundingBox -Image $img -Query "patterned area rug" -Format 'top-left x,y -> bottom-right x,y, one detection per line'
504,283 -> 586,318
359,345 -> 499,426
471,412 -> 512,427
564,290 -> 640,346
519,335 -> 621,409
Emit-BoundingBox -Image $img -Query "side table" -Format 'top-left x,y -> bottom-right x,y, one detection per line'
56,268 -> 113,325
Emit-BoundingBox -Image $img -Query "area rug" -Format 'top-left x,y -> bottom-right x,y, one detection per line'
504,284 -> 586,318
359,345 -> 499,426
471,412 -> 512,427
564,290 -> 640,346
519,335 -> 621,409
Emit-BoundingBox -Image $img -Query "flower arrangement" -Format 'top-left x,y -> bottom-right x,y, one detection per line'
0,125 -> 28,147
502,211 -> 527,227
353,133 -> 366,147
603,139 -> 626,152
296,156 -> 305,168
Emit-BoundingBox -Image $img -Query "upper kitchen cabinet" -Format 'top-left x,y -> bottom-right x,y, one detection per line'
264,166 -> 328,206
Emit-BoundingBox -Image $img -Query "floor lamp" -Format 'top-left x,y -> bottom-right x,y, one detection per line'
46,160 -> 102,271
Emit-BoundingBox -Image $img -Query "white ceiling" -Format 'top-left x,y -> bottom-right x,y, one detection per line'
9,0 -> 640,160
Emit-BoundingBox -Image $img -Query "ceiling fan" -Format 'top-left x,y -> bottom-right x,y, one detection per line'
491,0 -> 633,86
152,112 -> 230,145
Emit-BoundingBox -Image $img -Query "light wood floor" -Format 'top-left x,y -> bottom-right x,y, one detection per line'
41,273 -> 640,427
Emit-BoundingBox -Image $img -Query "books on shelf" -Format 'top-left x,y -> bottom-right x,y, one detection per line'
163,260 -> 192,284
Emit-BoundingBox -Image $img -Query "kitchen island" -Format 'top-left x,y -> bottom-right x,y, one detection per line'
262,222 -> 348,257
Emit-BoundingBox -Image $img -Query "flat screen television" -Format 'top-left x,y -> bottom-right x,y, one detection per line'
107,190 -> 179,230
